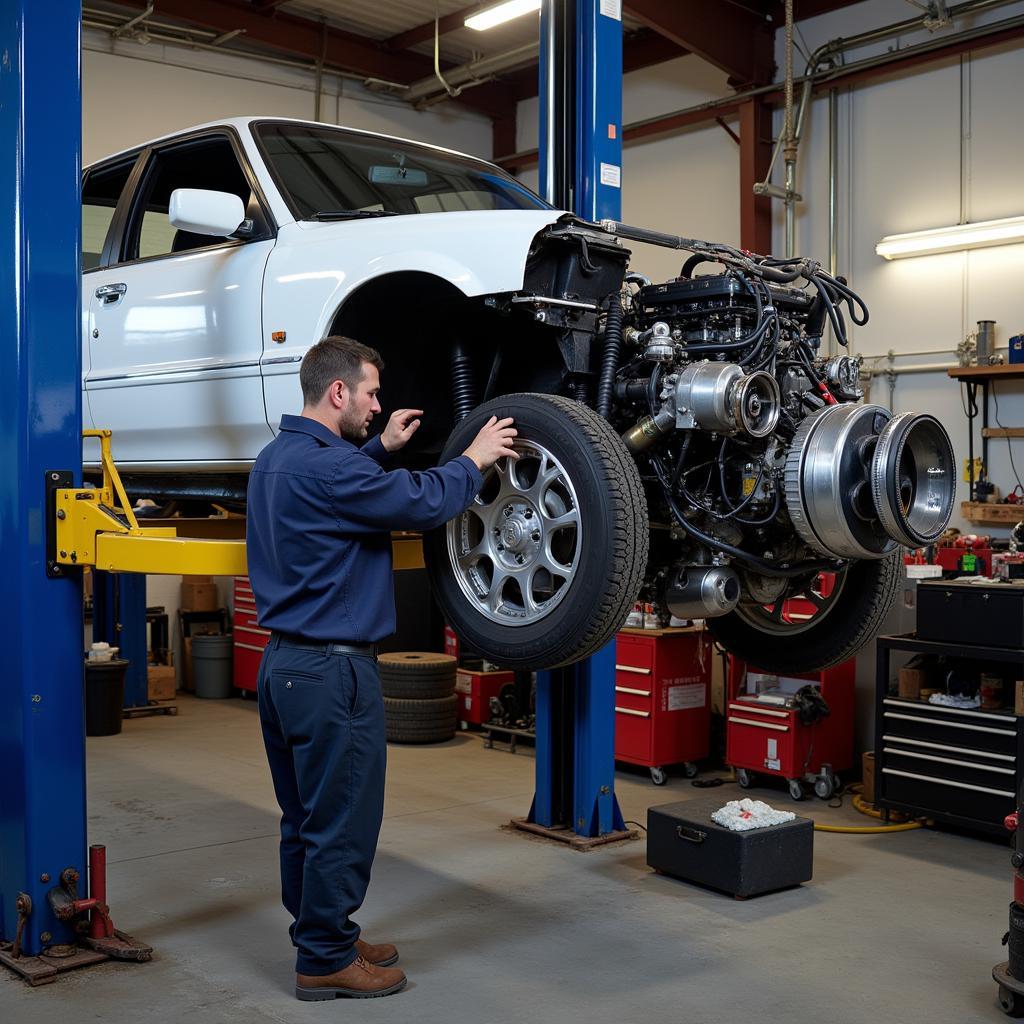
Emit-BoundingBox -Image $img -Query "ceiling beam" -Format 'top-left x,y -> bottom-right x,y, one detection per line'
793,0 -> 865,20
111,0 -> 511,118
385,3 -> 488,52
622,0 -> 775,86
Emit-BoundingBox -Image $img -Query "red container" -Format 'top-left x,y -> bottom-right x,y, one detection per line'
455,668 -> 514,725
726,655 -> 854,786
232,576 -> 269,693
614,628 -> 711,776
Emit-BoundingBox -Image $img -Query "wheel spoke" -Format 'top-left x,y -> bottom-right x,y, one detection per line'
485,566 -> 512,614
538,548 -> 572,579
768,597 -> 785,622
542,507 -> 579,531
457,539 -> 491,570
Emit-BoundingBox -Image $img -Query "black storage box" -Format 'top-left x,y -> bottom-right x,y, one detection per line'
647,796 -> 814,898
916,579 -> 1024,649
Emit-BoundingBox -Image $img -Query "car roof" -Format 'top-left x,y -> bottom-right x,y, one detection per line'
85,115 -> 502,173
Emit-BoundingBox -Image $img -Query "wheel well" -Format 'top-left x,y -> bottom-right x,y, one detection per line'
328,271 -> 565,465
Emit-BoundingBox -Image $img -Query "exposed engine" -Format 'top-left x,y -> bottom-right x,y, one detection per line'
599,232 -> 956,621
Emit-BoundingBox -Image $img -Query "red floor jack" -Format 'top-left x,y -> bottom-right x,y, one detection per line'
994,808 -> 1024,1016
0,845 -> 151,985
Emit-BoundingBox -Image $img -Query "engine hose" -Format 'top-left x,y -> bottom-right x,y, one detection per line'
596,293 -> 623,418
650,455 -> 837,579
450,342 -> 478,422
680,253 -> 717,278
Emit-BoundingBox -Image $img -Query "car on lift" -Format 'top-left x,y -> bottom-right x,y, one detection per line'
81,116 -> 956,673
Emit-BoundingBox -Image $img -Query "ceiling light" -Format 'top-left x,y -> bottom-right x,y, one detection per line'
876,215 -> 1024,260
465,0 -> 542,32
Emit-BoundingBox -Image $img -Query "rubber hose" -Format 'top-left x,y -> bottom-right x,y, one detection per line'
812,787 -> 926,833
596,293 -> 623,418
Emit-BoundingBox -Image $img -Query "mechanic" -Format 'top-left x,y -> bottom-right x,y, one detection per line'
246,335 -> 517,1001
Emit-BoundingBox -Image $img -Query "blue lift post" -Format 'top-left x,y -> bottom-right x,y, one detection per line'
0,0 -> 89,957
526,0 -> 630,842
93,571 -> 150,710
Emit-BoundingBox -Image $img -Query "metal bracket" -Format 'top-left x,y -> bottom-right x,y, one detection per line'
45,471 -> 73,577
49,430 -> 247,576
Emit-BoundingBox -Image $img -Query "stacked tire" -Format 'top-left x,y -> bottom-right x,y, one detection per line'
380,652 -> 458,744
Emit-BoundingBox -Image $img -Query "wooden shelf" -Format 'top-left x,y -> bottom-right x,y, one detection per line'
948,364 -> 1024,381
982,427 -> 1024,438
962,501 -> 1024,525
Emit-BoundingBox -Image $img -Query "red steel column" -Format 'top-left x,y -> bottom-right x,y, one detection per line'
739,97 -> 773,255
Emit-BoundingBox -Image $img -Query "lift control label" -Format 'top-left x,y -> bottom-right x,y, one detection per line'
600,162 -> 621,188
600,0 -> 622,20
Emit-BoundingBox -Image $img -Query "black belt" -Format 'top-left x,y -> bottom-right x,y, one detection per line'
271,632 -> 377,659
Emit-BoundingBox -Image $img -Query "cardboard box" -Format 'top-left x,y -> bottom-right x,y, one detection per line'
861,751 -> 875,805
147,664 -> 176,702
181,580 -> 218,612
898,655 -> 930,700
1016,680 -> 1024,716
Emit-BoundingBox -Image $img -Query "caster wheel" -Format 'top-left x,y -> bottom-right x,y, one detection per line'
650,767 -> 668,786
684,762 -> 699,779
999,985 -> 1018,1015
789,779 -> 805,801
814,775 -> 835,800
736,768 -> 753,789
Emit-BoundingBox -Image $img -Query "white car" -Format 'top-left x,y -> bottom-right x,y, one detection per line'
82,116 -> 955,671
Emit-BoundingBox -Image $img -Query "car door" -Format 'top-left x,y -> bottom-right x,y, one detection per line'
84,130 -> 276,467
81,154 -> 141,431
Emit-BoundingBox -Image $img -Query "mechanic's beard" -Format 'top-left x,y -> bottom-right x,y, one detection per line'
337,404 -> 369,443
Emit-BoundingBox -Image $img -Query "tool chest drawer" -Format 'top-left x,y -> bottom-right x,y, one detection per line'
232,576 -> 267,692
879,698 -> 1018,756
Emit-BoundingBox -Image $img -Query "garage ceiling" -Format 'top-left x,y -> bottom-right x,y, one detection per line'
87,1 -> 866,147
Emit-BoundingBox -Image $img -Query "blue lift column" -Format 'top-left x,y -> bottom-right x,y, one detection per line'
0,0 -> 88,955
528,0 -> 628,841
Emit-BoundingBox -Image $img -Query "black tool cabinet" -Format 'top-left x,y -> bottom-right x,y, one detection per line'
874,634 -> 1024,836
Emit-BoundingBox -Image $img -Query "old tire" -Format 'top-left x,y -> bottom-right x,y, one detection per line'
707,553 -> 901,674
379,652 -> 456,699
425,393 -> 648,670
384,694 -> 458,744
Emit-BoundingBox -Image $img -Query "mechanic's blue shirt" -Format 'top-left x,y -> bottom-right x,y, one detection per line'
247,414 -> 482,642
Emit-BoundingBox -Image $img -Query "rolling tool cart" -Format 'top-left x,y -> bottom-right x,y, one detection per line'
231,575 -> 267,694
614,627 -> 711,785
726,656 -> 855,800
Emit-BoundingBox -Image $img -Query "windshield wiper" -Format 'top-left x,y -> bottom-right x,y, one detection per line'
309,209 -> 400,221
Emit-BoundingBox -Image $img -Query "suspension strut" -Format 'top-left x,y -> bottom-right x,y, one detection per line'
450,341 -> 477,423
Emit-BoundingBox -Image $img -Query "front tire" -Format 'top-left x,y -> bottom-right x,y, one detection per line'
425,393 -> 649,670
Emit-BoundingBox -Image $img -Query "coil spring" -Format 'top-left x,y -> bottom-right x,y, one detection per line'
451,345 -> 477,423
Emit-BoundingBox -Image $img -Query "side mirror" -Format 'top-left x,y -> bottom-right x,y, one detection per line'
168,188 -> 245,237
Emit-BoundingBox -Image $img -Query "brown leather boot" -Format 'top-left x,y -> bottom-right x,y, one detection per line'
295,956 -> 407,1000
356,938 -> 399,966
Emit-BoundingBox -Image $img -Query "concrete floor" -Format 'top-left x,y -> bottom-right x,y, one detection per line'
1,694 -> 1013,1023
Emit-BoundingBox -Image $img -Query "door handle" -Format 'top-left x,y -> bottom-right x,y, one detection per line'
95,282 -> 127,304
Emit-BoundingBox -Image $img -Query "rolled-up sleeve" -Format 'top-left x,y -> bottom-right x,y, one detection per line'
329,451 -> 483,533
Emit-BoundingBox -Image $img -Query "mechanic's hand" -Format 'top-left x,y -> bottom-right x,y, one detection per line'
381,408 -> 423,452
463,416 -> 518,472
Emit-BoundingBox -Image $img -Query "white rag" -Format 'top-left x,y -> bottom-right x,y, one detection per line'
711,798 -> 796,832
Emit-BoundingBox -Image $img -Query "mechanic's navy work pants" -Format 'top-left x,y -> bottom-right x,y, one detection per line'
257,635 -> 386,976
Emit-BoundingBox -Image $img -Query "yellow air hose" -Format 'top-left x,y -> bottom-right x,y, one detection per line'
812,785 -> 928,833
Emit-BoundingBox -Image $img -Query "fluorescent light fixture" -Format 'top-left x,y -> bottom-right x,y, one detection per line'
465,0 -> 542,32
876,215 -> 1024,260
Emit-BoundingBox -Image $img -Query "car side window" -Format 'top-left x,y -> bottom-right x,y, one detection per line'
124,135 -> 256,263
82,159 -> 135,271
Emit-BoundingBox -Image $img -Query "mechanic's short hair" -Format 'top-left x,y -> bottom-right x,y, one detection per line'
300,335 -> 385,405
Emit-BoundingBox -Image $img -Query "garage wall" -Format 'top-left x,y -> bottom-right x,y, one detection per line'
82,29 -> 493,166
515,54 -> 740,282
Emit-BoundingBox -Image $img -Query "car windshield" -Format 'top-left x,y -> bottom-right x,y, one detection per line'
254,122 -> 550,220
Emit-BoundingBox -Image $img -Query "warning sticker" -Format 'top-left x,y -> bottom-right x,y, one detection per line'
600,0 -> 622,20
599,162 -> 621,188
667,683 -> 705,711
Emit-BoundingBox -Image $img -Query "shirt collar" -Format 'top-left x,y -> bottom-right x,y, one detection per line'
279,414 -> 355,449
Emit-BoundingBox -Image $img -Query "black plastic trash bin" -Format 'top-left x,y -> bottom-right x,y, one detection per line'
84,658 -> 128,736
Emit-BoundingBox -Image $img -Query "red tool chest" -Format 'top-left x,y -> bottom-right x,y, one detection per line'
232,576 -> 269,693
455,668 -> 514,726
725,655 -> 854,800
614,627 -> 711,784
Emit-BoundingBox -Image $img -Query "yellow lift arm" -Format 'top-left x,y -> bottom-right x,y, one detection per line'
51,430 -> 248,576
